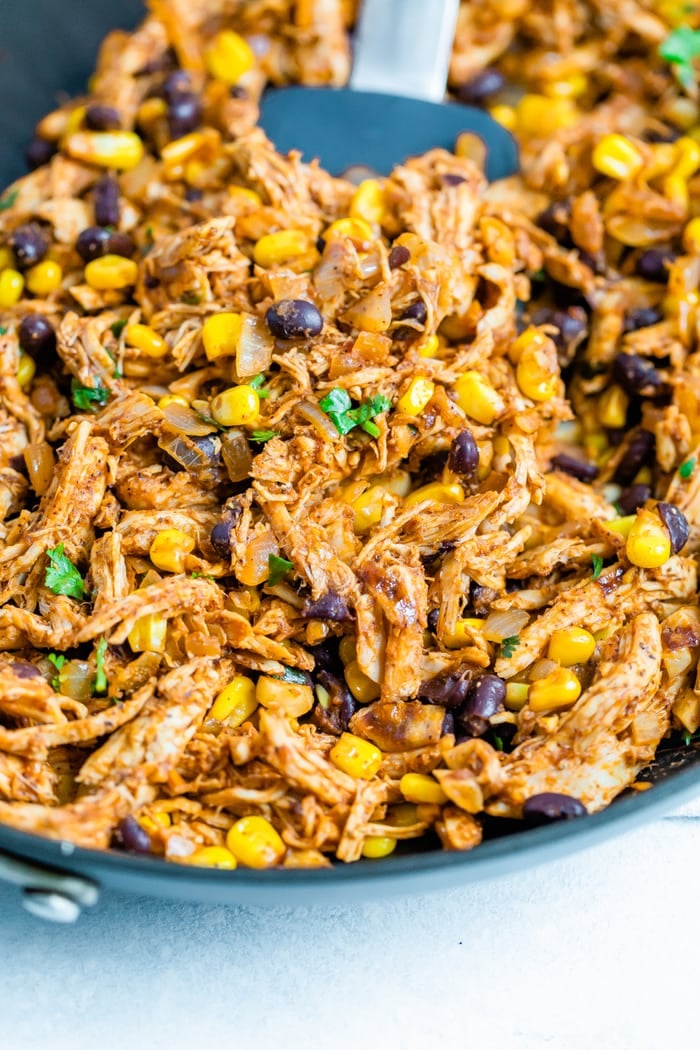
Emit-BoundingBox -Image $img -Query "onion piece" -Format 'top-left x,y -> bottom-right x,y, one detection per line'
220,429 -> 253,482
483,609 -> 529,642
161,400 -> 217,436
296,399 -> 340,441
57,660 -> 94,700
24,441 -> 55,496
159,432 -> 219,472
529,658 -> 558,682
237,315 -> 273,378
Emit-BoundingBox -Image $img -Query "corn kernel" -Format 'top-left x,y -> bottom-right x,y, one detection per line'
351,484 -> 389,533
344,660 -> 381,703
404,482 -> 465,508
228,185 -> 262,206
205,30 -> 256,85
136,97 -> 168,127
605,514 -> 635,539
253,229 -> 312,268
185,846 -> 237,869
542,74 -> 588,99
626,509 -> 672,569
128,613 -> 167,653
683,216 -> 700,254
361,836 -> 397,859
125,323 -> 168,359
528,667 -> 582,712
324,217 -> 374,244
489,104 -> 517,131
397,376 -> 435,417
210,384 -> 259,426
139,811 -> 170,834
226,815 -> 285,869
339,636 -> 357,665
64,131 -> 144,170
0,268 -> 24,307
210,674 -> 258,724
349,179 -> 385,225
157,394 -> 189,410
416,334 -> 440,358
149,528 -> 195,573
0,247 -> 14,271
256,675 -> 314,717
25,260 -> 62,297
517,94 -> 578,136
505,682 -> 530,711
330,732 -> 382,779
516,346 -> 559,401
400,772 -> 447,805
84,254 -> 138,291
443,617 -> 484,649
201,312 -> 243,360
548,627 -> 596,666
509,327 -> 548,364
17,352 -> 36,388
453,370 -> 503,424
386,802 -> 420,827
664,173 -> 688,209
161,131 -> 211,170
673,136 -> 700,178
592,134 -> 644,180
597,384 -> 629,428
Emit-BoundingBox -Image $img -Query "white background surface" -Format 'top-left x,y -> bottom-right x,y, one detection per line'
2,805 -> 700,1050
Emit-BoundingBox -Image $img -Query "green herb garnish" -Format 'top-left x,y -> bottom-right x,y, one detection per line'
499,635 -> 520,659
318,388 -> 391,437
44,544 -> 86,600
250,429 -> 278,443
110,319 -> 127,338
268,553 -> 294,586
278,667 -> 308,685
0,326 -> 7,336
180,291 -> 201,305
679,456 -> 696,479
493,734 -> 504,751
249,373 -> 271,398
93,637 -> 108,694
47,652 -> 65,690
189,571 -> 215,581
659,26 -> 700,89
592,553 -> 604,580
71,377 -> 109,413
0,187 -> 18,212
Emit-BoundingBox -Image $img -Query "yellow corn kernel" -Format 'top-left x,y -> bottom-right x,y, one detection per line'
397,376 -> 435,417
253,229 -> 312,268
324,217 -> 374,244
64,131 -> 144,170
344,660 -> 381,703
592,134 -> 644,180
0,268 -> 24,307
626,509 -> 672,569
339,635 -> 357,666
516,346 -> 559,401
351,484 -> 389,533
210,384 -> 259,427
404,482 -> 465,508
548,627 -> 596,667
516,94 -> 578,136
453,370 -> 503,424
25,260 -> 62,297
542,74 -> 588,99
489,104 -> 517,132
17,352 -> 36,388
417,334 -> 440,358
605,514 -> 635,539
228,185 -> 262,206
210,674 -> 258,724
205,30 -> 256,85
185,846 -> 237,869
157,394 -> 189,410
399,772 -> 447,805
161,131 -> 211,170
139,811 -> 170,834
128,613 -> 167,653
149,528 -> 195,573
84,254 -> 138,291
597,384 -> 629,428
454,131 -> 487,168
330,732 -> 382,779
0,247 -> 13,271
505,682 -> 530,711
683,216 -> 700,254
226,815 -> 285,869
509,327 -> 548,364
674,136 -> 700,179
528,667 -> 582,713
349,179 -> 385,225
361,836 -> 397,859
63,105 -> 87,138
256,675 -> 314,717
443,617 -> 485,649
386,802 -> 420,827
124,323 -> 168,359
136,97 -> 168,127
201,312 -> 243,361
664,173 -> 689,209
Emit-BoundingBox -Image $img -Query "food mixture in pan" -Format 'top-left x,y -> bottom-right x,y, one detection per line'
1,0 -> 700,870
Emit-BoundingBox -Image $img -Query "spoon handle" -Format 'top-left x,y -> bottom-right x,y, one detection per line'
350,0 -> 460,102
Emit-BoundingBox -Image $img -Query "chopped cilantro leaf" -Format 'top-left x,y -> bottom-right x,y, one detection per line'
659,26 -> 700,89
0,188 -> 18,211
44,544 -> 86,600
592,554 -> 604,580
47,652 -> 65,690
318,388 -> 391,438
93,637 -> 108,694
268,553 -> 293,586
679,457 -> 696,479
0,326 -> 7,336
499,635 -> 520,659
180,291 -> 201,305
110,319 -> 127,337
492,734 -> 504,751
71,377 -> 109,413
250,429 -> 278,443
279,667 -> 308,685
248,373 -> 271,398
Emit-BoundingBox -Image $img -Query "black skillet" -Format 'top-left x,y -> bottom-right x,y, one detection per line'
0,0 -> 698,921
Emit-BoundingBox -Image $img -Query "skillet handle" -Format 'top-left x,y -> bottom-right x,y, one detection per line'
0,848 -> 99,923
350,0 -> 460,102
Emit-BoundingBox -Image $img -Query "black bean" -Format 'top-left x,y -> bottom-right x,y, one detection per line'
440,173 -> 466,186
616,483 -> 651,515
448,429 -> 480,478
309,638 -> 342,675
644,126 -> 681,144
427,608 -> 440,633
10,223 -> 48,270
76,225 -> 111,262
210,521 -> 232,559
302,591 -> 353,622
94,175 -> 120,228
265,299 -> 323,340
623,307 -> 663,332
11,660 -> 41,679
522,792 -> 587,824
312,670 -> 355,735
612,352 -> 664,397
85,104 -> 121,131
550,452 -> 598,482
456,674 -> 506,737
401,300 -> 427,325
419,671 -> 472,709
117,815 -> 152,854
106,231 -> 136,258
18,314 -> 56,357
162,70 -> 192,100
550,307 -> 587,348
168,92 -> 202,139
25,137 -> 56,170
230,85 -> 248,100
536,200 -> 571,243
613,428 -> 655,486
184,187 -> 204,202
657,502 -> 689,553
635,248 -> 676,283
388,244 -> 411,269
455,68 -> 506,106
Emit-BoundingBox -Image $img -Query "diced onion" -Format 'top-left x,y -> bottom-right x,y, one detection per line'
296,399 -> 340,441
158,432 -> 218,471
23,441 -> 55,496
161,400 -> 217,436
57,660 -> 94,700
483,609 -> 529,642
236,315 -> 273,377
220,429 -> 253,482
529,658 -> 558,681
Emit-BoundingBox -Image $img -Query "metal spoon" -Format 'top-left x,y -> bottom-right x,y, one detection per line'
259,0 -> 518,181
